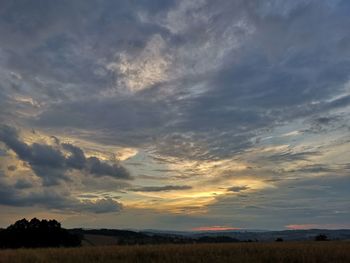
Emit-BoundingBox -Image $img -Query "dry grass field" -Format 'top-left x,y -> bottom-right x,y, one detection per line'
0,241 -> 349,263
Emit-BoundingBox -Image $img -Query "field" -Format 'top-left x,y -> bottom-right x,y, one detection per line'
0,241 -> 349,263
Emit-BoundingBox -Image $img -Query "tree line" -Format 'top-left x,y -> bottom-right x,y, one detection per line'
0,218 -> 81,248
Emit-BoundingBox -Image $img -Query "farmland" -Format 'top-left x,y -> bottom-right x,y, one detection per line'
0,241 -> 349,263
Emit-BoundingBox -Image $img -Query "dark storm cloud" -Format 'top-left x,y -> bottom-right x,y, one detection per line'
0,125 -> 132,185
130,185 -> 192,192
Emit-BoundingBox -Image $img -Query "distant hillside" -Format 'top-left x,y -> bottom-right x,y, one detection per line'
189,229 -> 350,241
70,229 -> 239,246
69,228 -> 350,246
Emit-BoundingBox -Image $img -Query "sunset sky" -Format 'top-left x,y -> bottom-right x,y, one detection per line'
0,0 -> 349,231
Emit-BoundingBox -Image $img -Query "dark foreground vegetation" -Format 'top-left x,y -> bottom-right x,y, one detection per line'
0,218 -> 81,248
0,242 -> 349,263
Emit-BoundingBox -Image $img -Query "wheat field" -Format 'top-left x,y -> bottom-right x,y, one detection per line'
0,242 -> 349,263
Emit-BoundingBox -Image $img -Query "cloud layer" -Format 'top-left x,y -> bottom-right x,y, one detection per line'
0,0 -> 349,229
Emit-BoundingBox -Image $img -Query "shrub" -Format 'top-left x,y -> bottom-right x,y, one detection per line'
315,234 -> 328,241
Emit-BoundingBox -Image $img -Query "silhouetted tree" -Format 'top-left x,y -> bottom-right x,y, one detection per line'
315,234 -> 328,241
275,237 -> 284,242
0,218 -> 81,248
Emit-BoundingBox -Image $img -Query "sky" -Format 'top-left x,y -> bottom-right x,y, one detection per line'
0,0 -> 349,231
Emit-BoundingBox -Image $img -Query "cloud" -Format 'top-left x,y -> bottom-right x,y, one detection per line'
86,156 -> 130,179
288,164 -> 335,174
61,143 -> 86,169
78,198 -> 123,214
0,0 -> 350,229
106,34 -> 171,93
130,185 -> 192,192
14,179 -> 33,189
264,149 -> 320,163
0,125 -> 132,185
7,0 -> 346,164
0,174 -> 123,214
62,143 -> 129,179
7,165 -> 16,171
304,114 -> 347,134
227,185 -> 249,193
207,174 -> 350,229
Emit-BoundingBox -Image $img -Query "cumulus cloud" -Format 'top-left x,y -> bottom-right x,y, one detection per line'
86,157 -> 130,179
0,125 -> 132,185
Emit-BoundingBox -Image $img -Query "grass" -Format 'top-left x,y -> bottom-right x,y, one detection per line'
0,241 -> 349,263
